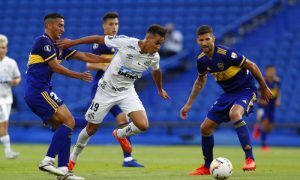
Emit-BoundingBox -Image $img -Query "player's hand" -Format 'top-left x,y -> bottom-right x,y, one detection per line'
158,89 -> 170,99
180,104 -> 191,120
55,38 -> 74,49
261,87 -> 273,102
80,70 -> 93,82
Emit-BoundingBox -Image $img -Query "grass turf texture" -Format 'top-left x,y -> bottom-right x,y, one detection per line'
0,145 -> 299,180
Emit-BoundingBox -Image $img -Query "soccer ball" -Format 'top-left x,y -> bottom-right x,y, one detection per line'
210,157 -> 233,180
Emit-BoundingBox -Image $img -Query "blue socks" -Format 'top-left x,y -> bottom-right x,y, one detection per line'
261,131 -> 267,146
234,119 -> 254,160
202,134 -> 214,168
46,124 -> 73,167
74,117 -> 87,129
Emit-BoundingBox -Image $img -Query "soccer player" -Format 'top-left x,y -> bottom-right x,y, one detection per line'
179,25 -> 273,175
24,13 -> 110,179
253,65 -> 280,151
70,12 -> 143,170
57,24 -> 170,167
0,34 -> 21,159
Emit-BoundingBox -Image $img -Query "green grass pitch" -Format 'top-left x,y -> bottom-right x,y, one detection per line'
0,144 -> 299,179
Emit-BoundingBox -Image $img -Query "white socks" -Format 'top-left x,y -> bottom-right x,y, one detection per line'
58,166 -> 68,174
117,122 -> 143,138
0,135 -> 11,154
70,128 -> 90,162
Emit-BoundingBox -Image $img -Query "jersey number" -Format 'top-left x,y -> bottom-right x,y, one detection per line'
50,92 -> 59,101
89,102 -> 99,112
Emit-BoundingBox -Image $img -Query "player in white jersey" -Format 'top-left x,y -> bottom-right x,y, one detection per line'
57,24 -> 169,161
0,34 -> 21,159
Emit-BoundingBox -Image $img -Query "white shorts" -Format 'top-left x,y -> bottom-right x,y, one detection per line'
85,87 -> 145,124
0,103 -> 12,122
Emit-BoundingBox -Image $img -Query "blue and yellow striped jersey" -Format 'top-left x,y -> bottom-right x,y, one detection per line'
25,33 -> 77,89
197,45 -> 255,92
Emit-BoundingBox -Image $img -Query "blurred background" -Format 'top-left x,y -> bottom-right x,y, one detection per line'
0,0 -> 299,146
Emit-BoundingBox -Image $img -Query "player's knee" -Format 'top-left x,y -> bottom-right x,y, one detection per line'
86,124 -> 99,136
136,121 -> 149,132
200,124 -> 213,136
229,110 -> 242,121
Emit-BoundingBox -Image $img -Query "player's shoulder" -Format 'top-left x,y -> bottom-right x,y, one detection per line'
216,45 -> 230,56
3,56 -> 17,64
34,34 -> 53,45
274,76 -> 281,83
197,52 -> 206,60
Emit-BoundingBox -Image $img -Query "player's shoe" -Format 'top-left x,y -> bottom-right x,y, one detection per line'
68,160 -> 76,171
5,151 -> 20,159
38,159 -> 65,176
252,124 -> 260,140
188,165 -> 210,175
122,159 -> 144,167
242,157 -> 256,171
113,129 -> 132,154
57,171 -> 84,180
261,145 -> 271,152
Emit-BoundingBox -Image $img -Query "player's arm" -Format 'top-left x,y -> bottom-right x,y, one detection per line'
243,59 -> 273,102
70,51 -> 111,63
151,69 -> 170,99
48,58 -> 92,82
56,36 -> 105,49
180,74 -> 207,120
11,77 -> 21,86
86,62 -> 108,71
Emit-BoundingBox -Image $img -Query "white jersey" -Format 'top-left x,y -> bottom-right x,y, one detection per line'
100,35 -> 160,95
0,56 -> 21,104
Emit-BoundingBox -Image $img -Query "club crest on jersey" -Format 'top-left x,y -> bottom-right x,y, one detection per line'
93,44 -> 99,49
231,52 -> 238,59
127,45 -> 136,50
217,63 -> 224,70
44,45 -> 51,52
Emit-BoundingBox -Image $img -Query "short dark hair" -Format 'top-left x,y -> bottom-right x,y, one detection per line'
44,13 -> 64,21
265,65 -> 275,70
147,24 -> 167,37
103,12 -> 119,22
197,25 -> 213,35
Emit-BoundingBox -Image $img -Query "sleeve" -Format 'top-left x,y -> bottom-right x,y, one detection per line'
197,59 -> 207,75
12,60 -> 21,78
226,49 -> 246,67
151,55 -> 160,70
34,38 -> 57,62
62,48 -> 77,60
104,35 -> 130,49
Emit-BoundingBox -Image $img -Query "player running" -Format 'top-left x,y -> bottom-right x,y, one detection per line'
253,65 -> 280,151
70,12 -> 143,170
24,13 -> 110,180
57,24 -> 170,166
0,34 -> 21,159
180,25 -> 273,175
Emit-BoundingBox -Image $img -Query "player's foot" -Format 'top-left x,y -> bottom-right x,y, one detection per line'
122,159 -> 144,167
5,151 -> 20,159
242,157 -> 256,171
261,145 -> 271,152
57,171 -> 85,180
188,165 -> 210,175
113,129 -> 132,154
38,159 -> 65,176
68,160 -> 76,171
252,124 -> 260,140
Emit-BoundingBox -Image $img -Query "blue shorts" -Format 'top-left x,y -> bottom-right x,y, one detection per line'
24,88 -> 64,123
207,87 -> 257,124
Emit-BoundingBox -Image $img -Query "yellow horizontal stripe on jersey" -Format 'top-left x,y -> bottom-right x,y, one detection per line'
210,66 -> 242,81
28,54 -> 45,65
65,50 -> 77,59
238,56 -> 246,67
45,53 -> 56,61
41,92 -> 58,110
198,52 -> 205,59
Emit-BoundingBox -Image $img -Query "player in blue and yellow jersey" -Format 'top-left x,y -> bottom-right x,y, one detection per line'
180,25 -> 273,175
24,13 -> 110,180
253,65 -> 280,151
69,12 -> 143,171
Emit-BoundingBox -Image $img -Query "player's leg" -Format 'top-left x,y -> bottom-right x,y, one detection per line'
0,103 -> 19,159
113,107 -> 144,167
189,118 -> 218,175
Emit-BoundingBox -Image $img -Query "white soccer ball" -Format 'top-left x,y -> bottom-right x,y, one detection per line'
210,157 -> 233,180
